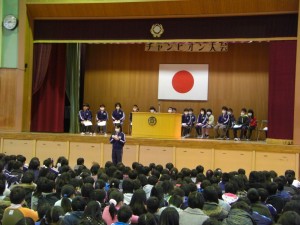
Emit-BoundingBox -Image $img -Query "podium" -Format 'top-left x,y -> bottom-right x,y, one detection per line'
131,112 -> 181,139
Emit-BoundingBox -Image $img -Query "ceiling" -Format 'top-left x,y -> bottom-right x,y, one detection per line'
26,0 -> 299,20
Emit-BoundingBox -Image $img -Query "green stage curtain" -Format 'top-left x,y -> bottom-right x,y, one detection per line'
66,43 -> 81,133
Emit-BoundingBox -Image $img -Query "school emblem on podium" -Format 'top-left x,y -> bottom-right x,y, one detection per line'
148,116 -> 157,126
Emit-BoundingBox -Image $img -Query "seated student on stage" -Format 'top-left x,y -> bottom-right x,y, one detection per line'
246,109 -> 257,141
195,108 -> 207,139
187,108 -> 196,137
214,106 -> 230,140
78,103 -> 93,135
112,102 -> 125,127
182,108 -> 190,138
129,105 -> 139,134
149,106 -> 157,113
225,108 -> 236,140
202,109 -> 214,139
95,104 -> 108,136
167,107 -> 173,113
233,108 -> 249,141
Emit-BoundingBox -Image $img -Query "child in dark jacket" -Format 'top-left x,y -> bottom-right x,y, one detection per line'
233,108 -> 249,141
110,124 -> 126,165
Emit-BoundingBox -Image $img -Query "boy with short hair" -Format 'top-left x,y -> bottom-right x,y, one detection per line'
233,108 -> 249,141
112,205 -> 133,225
2,187 -> 38,225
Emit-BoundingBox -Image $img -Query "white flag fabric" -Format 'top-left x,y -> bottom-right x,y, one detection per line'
158,64 -> 209,100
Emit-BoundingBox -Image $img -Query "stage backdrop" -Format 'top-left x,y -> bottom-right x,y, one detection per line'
84,42 -> 269,134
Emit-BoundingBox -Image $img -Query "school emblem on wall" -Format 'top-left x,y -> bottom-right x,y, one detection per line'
148,116 -> 157,126
150,24 -> 164,38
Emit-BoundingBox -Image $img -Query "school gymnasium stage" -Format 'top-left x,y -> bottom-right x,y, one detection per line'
0,132 -> 299,179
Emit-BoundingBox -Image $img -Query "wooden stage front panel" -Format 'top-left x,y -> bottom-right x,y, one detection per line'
0,132 -> 299,178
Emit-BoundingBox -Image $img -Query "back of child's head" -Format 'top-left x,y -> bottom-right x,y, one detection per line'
81,183 -> 94,198
188,192 -> 205,209
117,205 -> 133,223
203,186 -> 219,203
277,211 -> 300,225
37,177 -> 55,193
90,189 -> 106,203
16,155 -> 26,164
138,212 -> 157,225
196,165 -> 204,173
146,197 -> 160,214
77,157 -> 84,165
169,194 -> 183,208
95,179 -> 106,190
266,182 -> 278,195
71,196 -> 87,211
10,186 -> 26,204
90,163 -> 100,175
123,179 -> 134,193
41,206 -> 64,225
83,176 -> 95,185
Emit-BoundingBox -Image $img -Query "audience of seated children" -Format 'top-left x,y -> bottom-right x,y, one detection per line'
2,153 -> 298,225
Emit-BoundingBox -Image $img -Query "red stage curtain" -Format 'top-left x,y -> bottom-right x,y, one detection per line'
268,41 -> 296,139
32,44 -> 52,94
31,44 -> 67,132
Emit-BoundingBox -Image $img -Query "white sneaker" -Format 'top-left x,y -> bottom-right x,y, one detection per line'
104,133 -> 107,137
93,133 -> 96,136
234,138 -> 240,141
80,132 -> 85,135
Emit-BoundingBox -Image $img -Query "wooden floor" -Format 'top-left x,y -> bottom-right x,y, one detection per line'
1,132 -> 300,178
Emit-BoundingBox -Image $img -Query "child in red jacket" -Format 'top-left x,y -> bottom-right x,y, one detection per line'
247,109 -> 257,140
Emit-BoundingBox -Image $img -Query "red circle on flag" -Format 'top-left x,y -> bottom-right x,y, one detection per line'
172,70 -> 194,93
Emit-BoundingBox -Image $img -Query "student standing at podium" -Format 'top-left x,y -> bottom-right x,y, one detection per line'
110,124 -> 126,165
112,102 -> 125,127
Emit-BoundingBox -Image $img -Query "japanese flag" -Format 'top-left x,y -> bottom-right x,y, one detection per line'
158,64 -> 209,100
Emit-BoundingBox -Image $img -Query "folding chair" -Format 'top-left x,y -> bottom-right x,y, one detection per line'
256,120 -> 268,141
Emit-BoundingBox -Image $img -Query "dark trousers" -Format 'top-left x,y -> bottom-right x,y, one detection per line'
182,126 -> 190,136
247,126 -> 256,139
80,124 -> 93,133
233,125 -> 247,138
112,148 -> 123,165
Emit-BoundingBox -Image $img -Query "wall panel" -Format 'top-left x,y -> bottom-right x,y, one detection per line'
84,43 -> 269,133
